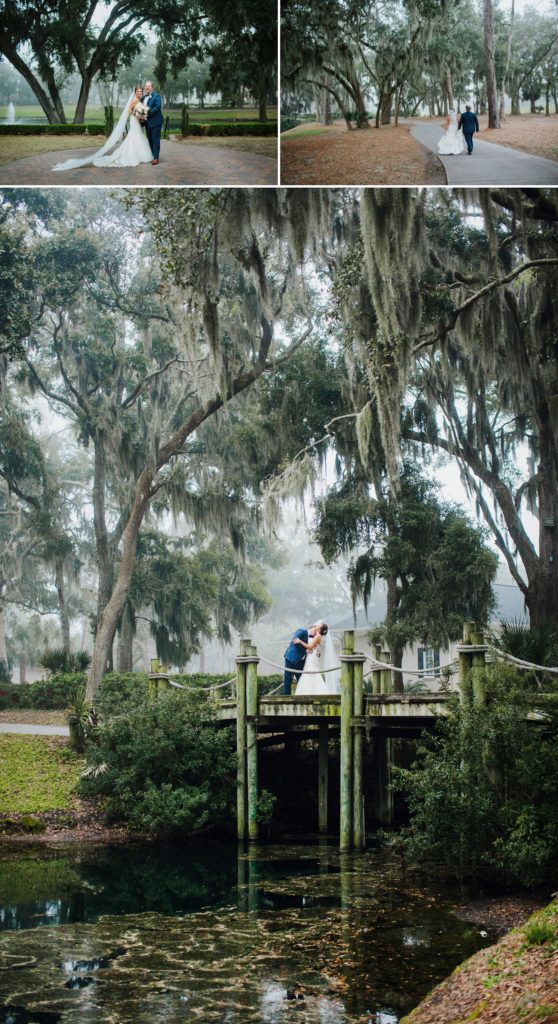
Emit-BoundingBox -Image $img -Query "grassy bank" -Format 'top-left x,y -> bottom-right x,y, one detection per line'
402,899 -> 558,1024
0,735 -> 83,815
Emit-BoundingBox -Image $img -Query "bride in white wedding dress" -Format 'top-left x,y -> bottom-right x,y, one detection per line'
296,623 -> 340,696
53,86 -> 153,172
437,109 -> 465,156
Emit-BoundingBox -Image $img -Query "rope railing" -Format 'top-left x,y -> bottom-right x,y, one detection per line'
168,676 -> 236,693
487,645 -> 558,675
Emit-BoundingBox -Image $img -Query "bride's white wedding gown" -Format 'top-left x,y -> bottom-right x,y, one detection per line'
437,115 -> 465,155
296,645 -> 329,696
93,113 -> 153,167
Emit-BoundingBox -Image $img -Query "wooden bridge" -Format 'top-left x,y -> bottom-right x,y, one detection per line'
149,625 -> 491,852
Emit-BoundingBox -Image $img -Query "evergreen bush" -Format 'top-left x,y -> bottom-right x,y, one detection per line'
80,691 -> 236,835
0,124 -> 105,136
396,663 -> 558,888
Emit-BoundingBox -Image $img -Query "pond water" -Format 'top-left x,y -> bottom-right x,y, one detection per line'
0,840 -> 493,1023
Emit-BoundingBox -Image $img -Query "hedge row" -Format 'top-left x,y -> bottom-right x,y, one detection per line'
0,124 -> 105,136
0,670 -> 282,711
177,121 -> 277,137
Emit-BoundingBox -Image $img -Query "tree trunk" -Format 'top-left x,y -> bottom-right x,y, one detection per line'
19,652 -> 27,685
1,46 -> 63,123
117,601 -> 135,673
386,575 -> 404,694
93,433 -> 113,627
484,0 -> 501,127
0,604 -> 7,666
500,0 -> 515,121
55,562 -> 71,654
510,90 -> 520,115
545,83 -> 550,116
530,96 -> 537,115
256,59 -> 268,122
86,483 -> 150,701
322,75 -> 332,125
74,70 -> 93,124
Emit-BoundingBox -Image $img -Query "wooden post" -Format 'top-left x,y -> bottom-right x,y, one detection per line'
471,628 -> 487,707
157,664 -> 169,696
340,629 -> 355,852
353,653 -> 366,850
236,639 -> 249,841
372,644 -> 382,695
381,650 -> 392,695
318,722 -> 329,834
246,643 -> 259,842
459,621 -> 474,705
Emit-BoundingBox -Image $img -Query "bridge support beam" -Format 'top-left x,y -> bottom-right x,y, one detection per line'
236,639 -> 248,841
353,652 -> 366,850
373,735 -> 393,826
246,644 -> 260,842
340,630 -> 355,852
318,722 -> 329,834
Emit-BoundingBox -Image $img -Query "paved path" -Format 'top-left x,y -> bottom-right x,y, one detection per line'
0,139 -> 278,186
411,123 -> 558,185
0,722 -> 69,736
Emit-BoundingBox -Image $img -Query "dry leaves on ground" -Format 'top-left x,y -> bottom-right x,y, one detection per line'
474,113 -> 558,162
0,710 -> 66,725
280,122 -> 445,185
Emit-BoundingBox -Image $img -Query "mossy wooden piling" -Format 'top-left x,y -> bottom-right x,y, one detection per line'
340,630 -> 355,852
318,722 -> 329,834
246,644 -> 259,842
457,623 -> 488,707
236,639 -> 248,841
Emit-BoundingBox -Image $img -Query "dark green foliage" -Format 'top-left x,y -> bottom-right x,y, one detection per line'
0,660 -> 11,685
81,692 -> 236,835
175,120 -> 277,135
104,105 -> 114,136
181,103 -> 189,136
0,124 -> 106,135
39,648 -> 91,673
15,673 -> 85,710
491,620 -> 558,668
96,672 -> 148,716
397,665 -> 558,888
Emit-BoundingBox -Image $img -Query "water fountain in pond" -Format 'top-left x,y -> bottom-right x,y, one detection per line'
6,102 -> 15,124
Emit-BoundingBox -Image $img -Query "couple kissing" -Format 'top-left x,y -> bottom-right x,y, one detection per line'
283,622 -> 340,696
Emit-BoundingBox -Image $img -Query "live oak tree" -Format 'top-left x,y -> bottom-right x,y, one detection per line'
324,187 -> 558,629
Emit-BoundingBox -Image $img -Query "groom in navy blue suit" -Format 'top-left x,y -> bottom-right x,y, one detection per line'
142,81 -> 163,164
458,105 -> 480,155
283,625 -> 316,695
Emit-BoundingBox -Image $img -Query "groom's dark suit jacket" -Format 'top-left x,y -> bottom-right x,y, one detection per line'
458,110 -> 479,135
142,92 -> 163,127
284,629 -> 308,667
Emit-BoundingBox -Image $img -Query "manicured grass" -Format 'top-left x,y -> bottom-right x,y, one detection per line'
0,134 -> 104,166
177,136 -> 277,158
1,105 -> 277,123
0,735 -> 83,813
282,126 -> 334,138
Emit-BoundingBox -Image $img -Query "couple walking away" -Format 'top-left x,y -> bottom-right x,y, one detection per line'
437,105 -> 480,156
53,81 -> 163,172
283,623 -> 340,696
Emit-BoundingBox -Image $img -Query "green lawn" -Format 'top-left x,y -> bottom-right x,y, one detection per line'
1,104 -> 277,123
0,134 -> 104,166
0,735 -> 83,814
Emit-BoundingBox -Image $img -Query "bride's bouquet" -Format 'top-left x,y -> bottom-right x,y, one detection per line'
132,100 -> 149,122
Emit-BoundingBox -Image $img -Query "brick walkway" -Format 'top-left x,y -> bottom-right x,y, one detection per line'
0,139 -> 278,186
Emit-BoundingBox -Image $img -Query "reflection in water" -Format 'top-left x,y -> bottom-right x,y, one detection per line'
0,841 -> 493,1023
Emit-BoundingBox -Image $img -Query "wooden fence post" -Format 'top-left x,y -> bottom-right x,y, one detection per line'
458,621 -> 475,705
246,643 -> 260,842
236,638 -> 249,841
372,644 -> 382,695
471,627 -> 488,707
157,664 -> 169,696
340,629 -> 355,852
353,651 -> 366,851
318,722 -> 329,835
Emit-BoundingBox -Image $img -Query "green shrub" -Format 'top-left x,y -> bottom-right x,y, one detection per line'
97,672 -> 148,715
104,104 -> 114,136
181,104 -> 189,136
0,660 -> 11,684
178,121 -> 277,137
523,919 -> 556,947
26,673 -> 85,709
0,124 -> 105,136
40,648 -> 91,673
396,663 -> 558,888
0,682 -> 21,709
80,691 -> 236,835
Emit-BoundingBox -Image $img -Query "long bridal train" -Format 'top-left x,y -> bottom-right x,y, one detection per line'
52,91 -> 153,172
